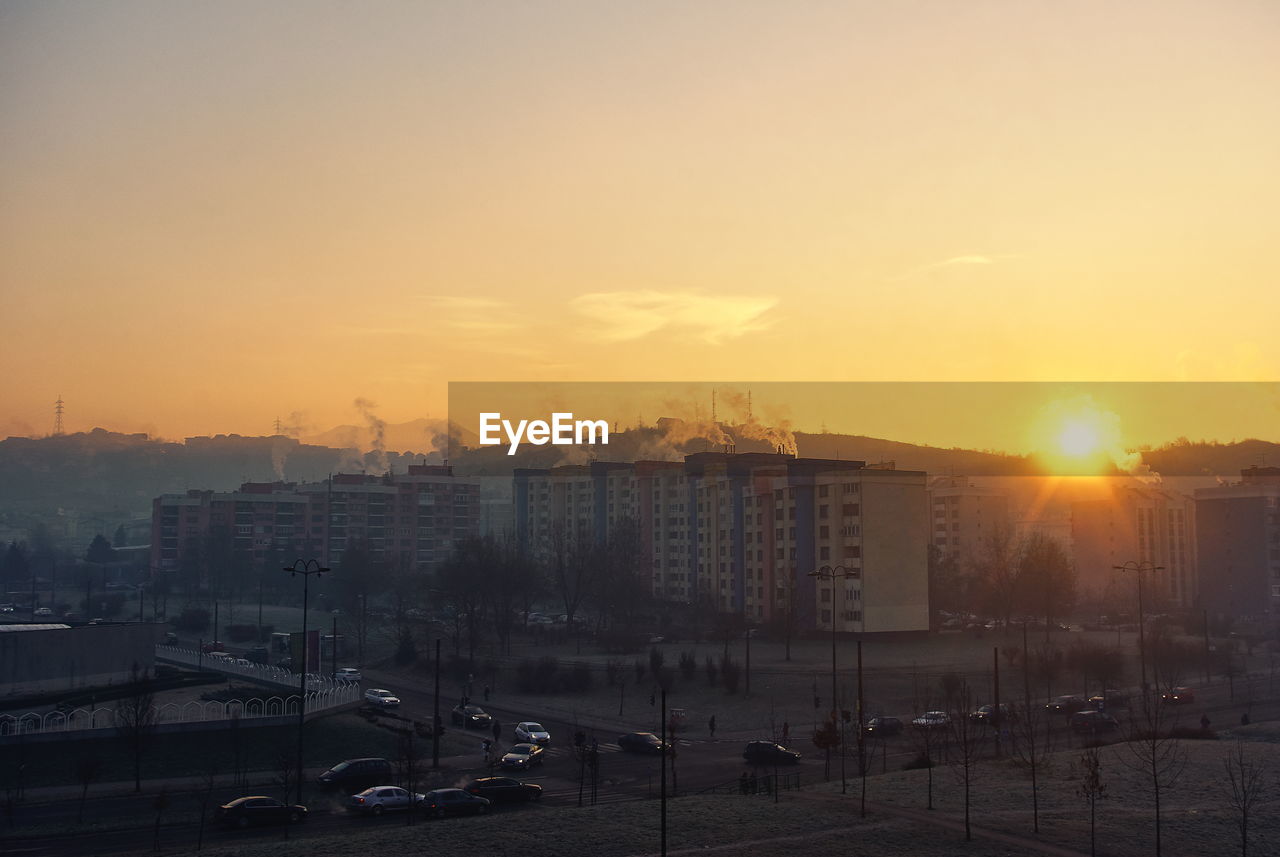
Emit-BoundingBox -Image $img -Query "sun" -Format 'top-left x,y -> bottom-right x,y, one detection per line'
1058,419 -> 1101,458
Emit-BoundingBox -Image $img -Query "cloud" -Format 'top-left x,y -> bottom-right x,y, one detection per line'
420,295 -> 524,334
889,254 -> 1014,282
569,290 -> 778,344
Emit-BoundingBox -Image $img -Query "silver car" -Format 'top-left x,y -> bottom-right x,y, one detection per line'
348,786 -> 424,816
364,688 -> 400,707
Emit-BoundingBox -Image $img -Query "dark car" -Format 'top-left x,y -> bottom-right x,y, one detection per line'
163,631 -> 179,646
452,704 -> 494,729
1044,695 -> 1089,715
464,777 -> 543,803
862,716 -> 903,736
218,796 -> 307,828
421,788 -> 490,818
617,732 -> 668,754
1161,686 -> 1196,705
969,704 -> 1012,725
743,741 -> 801,765
1070,710 -> 1120,734
1088,689 -> 1128,709
317,758 -> 395,792
499,742 -> 545,770
245,645 -> 270,664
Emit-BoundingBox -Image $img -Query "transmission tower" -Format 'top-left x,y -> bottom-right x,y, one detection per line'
53,395 -> 65,436
274,416 -> 284,435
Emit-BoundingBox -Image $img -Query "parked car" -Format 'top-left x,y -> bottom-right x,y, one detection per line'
499,742 -> 545,770
862,716 -> 903,736
743,741 -> 801,765
421,788 -> 490,818
335,668 -> 363,683
617,732 -> 668,754
452,703 -> 493,729
206,651 -> 234,662
463,777 -> 543,803
33,607 -> 54,617
514,721 -> 551,745
1044,696 -> 1089,715
218,796 -> 307,828
911,711 -> 951,729
364,688 -> 400,708
1070,710 -> 1120,734
347,786 -> 424,815
232,657 -> 253,668
317,758 -> 395,792
1162,686 -> 1196,705
200,640 -> 225,653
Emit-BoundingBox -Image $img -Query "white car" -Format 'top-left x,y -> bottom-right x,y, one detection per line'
911,711 -> 952,729
335,668 -> 363,683
348,786 -> 423,815
365,688 -> 400,708
33,607 -> 53,617
514,721 -> 551,745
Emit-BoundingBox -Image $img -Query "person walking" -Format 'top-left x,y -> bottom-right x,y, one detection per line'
1200,713 -> 1211,731
492,719 -> 502,743
708,714 -> 717,739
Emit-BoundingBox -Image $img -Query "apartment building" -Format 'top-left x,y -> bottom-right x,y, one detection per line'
151,464 -> 480,575
928,475 -> 1011,562
1195,466 -> 1280,626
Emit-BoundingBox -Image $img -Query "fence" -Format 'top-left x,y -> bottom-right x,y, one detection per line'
0,665 -> 360,740
154,645 -> 307,689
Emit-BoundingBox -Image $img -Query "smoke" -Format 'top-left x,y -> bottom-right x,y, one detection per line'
353,398 -> 389,473
277,411 -> 311,439
718,388 -> 798,456
270,437 -> 291,481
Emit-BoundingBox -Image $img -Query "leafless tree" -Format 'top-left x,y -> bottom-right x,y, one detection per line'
74,753 -> 102,823
115,662 -> 157,793
969,527 -> 1021,629
945,681 -> 988,841
396,726 -> 426,826
1120,693 -> 1187,857
1221,740 -> 1267,857
151,789 -> 169,852
1074,745 -> 1107,857
194,758 -> 218,850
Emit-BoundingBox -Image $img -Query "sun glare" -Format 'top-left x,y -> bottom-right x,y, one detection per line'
1058,420 -> 1101,458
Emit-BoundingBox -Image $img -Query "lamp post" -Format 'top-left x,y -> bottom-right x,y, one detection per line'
1113,561 -> 1164,697
283,558 -> 328,805
808,564 -> 858,793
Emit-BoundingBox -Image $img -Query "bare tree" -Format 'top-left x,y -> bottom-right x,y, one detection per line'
194,758 -> 218,850
1017,533 -> 1075,637
945,681 -> 987,841
969,527 -> 1021,629
115,663 -> 157,793
151,789 -> 169,852
1074,745 -> 1107,857
396,726 -> 426,826
1221,740 -> 1267,857
1120,694 -> 1187,857
546,522 -> 596,631
74,753 -> 102,823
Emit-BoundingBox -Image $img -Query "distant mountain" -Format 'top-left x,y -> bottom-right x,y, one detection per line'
303,418 -> 453,455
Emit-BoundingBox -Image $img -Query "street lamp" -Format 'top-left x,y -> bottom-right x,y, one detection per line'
283,558 -> 328,805
1113,561 -> 1164,697
808,564 -> 858,793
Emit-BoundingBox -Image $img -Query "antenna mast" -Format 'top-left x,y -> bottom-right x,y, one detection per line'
53,395 -> 65,436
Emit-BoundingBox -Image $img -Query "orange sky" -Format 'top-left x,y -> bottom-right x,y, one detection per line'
1,1 -> 1277,444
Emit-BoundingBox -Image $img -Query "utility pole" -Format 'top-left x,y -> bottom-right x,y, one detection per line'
857,638 -> 866,817
993,646 -> 1001,757
660,685 -> 667,857
432,639 -> 441,769
283,559 -> 327,806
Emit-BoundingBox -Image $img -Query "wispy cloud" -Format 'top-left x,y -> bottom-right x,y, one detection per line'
569,290 -> 778,344
420,295 -> 523,333
888,254 -> 1016,282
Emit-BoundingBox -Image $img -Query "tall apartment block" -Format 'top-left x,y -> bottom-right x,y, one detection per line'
927,475 -> 1011,562
151,464 -> 480,575
1071,483 -> 1196,609
514,453 -> 929,634
1194,466 -> 1280,627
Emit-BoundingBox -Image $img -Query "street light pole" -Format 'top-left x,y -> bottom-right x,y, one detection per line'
1113,561 -> 1164,698
808,564 -> 856,793
283,558 -> 328,806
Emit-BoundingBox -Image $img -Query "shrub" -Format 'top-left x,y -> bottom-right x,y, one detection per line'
903,752 -> 935,770
634,660 -> 647,684
395,626 -> 417,665
533,656 -> 560,691
563,661 -> 594,693
679,651 -> 698,681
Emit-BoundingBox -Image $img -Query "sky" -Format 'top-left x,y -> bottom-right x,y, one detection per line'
1,1 -> 1277,446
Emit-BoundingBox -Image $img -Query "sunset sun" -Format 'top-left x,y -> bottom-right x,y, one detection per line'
1058,419 -> 1102,458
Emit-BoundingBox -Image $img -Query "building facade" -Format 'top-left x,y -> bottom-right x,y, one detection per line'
514,453 -> 930,634
151,465 -> 480,575
1194,467 -> 1280,627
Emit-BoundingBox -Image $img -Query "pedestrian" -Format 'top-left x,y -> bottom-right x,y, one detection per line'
1200,713 -> 1211,731
484,684 -> 491,702
781,721 -> 790,744
482,738 -> 492,763
1241,712 -> 1251,726
709,714 -> 717,738
739,771 -> 749,795
492,720 -> 501,742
